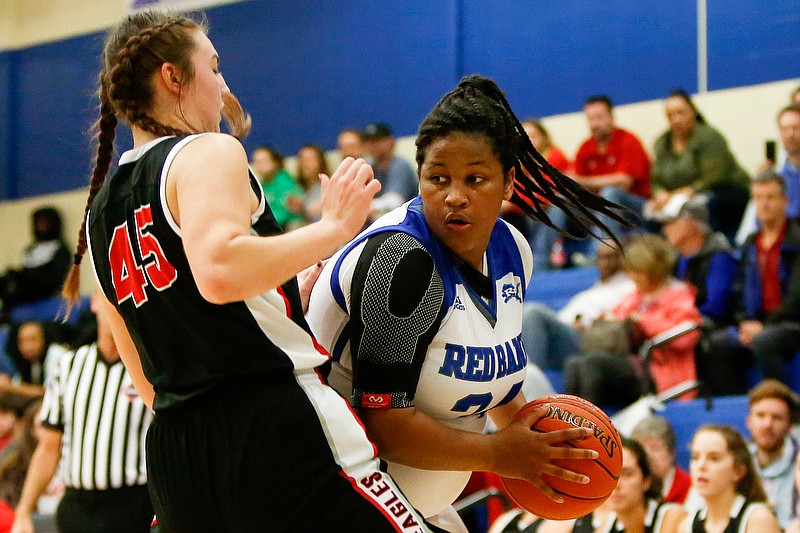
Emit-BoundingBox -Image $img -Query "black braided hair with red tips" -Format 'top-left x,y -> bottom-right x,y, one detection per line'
415,74 -> 629,245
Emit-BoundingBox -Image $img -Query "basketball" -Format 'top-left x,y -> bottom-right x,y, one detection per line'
500,394 -> 623,520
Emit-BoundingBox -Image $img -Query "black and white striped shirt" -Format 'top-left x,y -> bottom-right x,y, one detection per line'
40,343 -> 152,490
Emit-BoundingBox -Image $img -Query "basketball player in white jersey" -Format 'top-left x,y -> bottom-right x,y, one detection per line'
308,74 -> 629,531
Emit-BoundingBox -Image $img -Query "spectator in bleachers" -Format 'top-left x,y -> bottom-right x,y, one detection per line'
522,119 -> 571,172
745,379 -> 799,529
563,236 -> 702,404
571,95 -> 652,232
533,96 -> 651,268
557,239 -> 635,329
0,208 -> 70,321
0,394 -> 30,457
646,90 -> 750,242
681,425 -> 781,533
704,171 -> 800,393
337,128 -> 364,160
662,197 -> 738,328
602,438 -> 686,533
361,122 -> 418,219
776,104 -> 800,219
660,196 -> 739,396
521,240 -> 634,371
610,234 -> 701,397
735,103 -> 800,244
285,144 -> 330,226
0,398 -> 43,529
631,416 -> 692,504
3,322 -> 67,396
250,146 -> 304,229
519,119 -> 571,260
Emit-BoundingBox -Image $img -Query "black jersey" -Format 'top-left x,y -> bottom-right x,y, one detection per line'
87,135 -> 328,409
604,500 -> 677,533
691,495 -> 766,533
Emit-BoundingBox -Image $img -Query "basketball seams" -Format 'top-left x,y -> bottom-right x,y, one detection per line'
529,428 -> 621,480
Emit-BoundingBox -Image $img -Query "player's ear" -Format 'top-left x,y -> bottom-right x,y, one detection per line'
159,63 -> 183,95
504,167 -> 515,201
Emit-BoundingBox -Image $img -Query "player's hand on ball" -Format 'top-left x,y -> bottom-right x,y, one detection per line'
490,404 -> 596,503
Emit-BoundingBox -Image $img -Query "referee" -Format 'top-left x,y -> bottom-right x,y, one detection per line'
11,296 -> 153,533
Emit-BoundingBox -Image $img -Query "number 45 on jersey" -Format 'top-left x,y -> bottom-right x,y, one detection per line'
109,204 -> 177,307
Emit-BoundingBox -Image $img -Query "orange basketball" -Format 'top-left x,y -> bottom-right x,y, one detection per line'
500,394 -> 623,520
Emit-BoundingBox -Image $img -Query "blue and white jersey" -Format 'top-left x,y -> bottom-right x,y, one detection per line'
307,197 -> 533,517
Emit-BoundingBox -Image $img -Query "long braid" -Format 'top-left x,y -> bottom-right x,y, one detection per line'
61,84 -> 118,314
416,74 -> 629,248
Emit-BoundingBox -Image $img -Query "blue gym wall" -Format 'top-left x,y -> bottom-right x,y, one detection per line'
1,0 -> 798,200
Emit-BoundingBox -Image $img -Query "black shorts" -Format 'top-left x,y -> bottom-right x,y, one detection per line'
56,485 -> 153,533
146,370 -> 435,533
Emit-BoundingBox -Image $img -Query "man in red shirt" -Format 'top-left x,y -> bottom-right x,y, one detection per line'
533,96 -> 651,268
703,171 -> 800,394
573,95 -> 651,202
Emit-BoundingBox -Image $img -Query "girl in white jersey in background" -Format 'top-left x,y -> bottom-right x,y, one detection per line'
61,10 -> 443,533
307,74 -> 629,532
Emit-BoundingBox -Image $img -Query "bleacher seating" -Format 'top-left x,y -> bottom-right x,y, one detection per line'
525,266 -> 599,311
661,395 -> 751,470
9,295 -> 89,325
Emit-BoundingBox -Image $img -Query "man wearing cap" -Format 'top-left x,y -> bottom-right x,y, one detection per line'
361,122 -> 418,218
662,197 -> 739,396
703,170 -> 800,394
661,197 -> 738,329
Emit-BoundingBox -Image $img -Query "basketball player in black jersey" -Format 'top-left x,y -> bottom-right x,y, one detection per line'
61,10 -> 440,533
681,426 -> 779,533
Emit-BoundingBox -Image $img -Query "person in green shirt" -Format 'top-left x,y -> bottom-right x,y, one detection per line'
250,146 -> 304,228
646,89 -> 750,241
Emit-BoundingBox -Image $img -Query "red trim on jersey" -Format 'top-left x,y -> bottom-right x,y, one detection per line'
311,336 -> 331,359
277,285 -> 330,360
310,369 -> 379,457
276,286 -> 292,318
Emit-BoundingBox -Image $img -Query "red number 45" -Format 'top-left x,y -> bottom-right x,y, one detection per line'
108,205 -> 177,307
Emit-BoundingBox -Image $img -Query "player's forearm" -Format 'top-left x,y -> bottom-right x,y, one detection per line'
188,218 -> 350,304
360,408 -> 495,472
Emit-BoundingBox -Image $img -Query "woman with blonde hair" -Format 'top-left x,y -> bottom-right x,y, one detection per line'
611,234 -> 701,396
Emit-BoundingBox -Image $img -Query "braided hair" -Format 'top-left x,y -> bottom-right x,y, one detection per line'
415,74 -> 628,243
62,11 -> 250,314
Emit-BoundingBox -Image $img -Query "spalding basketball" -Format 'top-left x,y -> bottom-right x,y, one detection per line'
500,394 -> 622,520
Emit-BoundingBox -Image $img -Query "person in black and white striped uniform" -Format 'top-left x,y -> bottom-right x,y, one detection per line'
680,425 -> 780,533
11,296 -> 153,533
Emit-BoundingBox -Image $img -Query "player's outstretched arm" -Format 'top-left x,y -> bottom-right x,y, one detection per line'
169,134 -> 379,304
